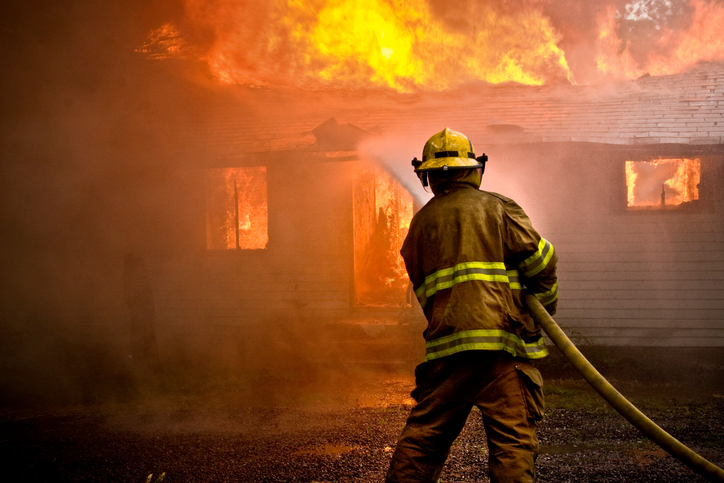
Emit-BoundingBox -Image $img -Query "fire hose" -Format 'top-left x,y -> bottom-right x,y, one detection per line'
523,293 -> 724,483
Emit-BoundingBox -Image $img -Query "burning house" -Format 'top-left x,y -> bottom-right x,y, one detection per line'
122,0 -> 724,369
3,0 -> 724,399
132,59 -> 723,371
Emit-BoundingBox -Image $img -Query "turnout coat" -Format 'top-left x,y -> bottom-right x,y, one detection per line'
401,177 -> 558,362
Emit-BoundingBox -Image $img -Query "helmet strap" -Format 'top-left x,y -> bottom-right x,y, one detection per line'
477,154 -> 488,178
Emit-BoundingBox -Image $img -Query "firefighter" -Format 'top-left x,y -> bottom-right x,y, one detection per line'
385,128 -> 558,483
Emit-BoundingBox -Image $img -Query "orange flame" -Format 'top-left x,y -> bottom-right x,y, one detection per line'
142,1 -> 724,88
354,164 -> 413,306
625,158 -> 700,208
147,0 -> 572,91
625,161 -> 638,207
646,0 -> 724,76
135,22 -> 187,59
596,0 -> 724,81
596,5 -> 645,80
206,167 -> 269,249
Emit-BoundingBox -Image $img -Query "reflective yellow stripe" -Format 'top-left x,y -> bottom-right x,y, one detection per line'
425,329 -> 549,361
534,281 -> 558,306
519,238 -> 555,278
507,270 -> 522,291
414,262 -> 521,308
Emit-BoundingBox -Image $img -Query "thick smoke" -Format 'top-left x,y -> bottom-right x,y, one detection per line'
0,1 -> 421,407
0,0 -> 217,405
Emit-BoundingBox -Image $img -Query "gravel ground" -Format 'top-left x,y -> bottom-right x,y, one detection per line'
1,370 -> 723,483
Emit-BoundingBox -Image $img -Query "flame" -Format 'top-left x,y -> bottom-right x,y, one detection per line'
646,0 -> 724,76
664,158 -> 700,204
625,160 -> 638,207
141,1 -> 724,88
206,167 -> 269,249
354,164 -> 413,306
135,22 -> 187,59
146,0 -> 572,91
596,5 -> 645,80
625,158 -> 700,208
596,0 -> 724,81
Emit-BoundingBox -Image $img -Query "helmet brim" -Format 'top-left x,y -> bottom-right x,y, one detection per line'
414,157 -> 484,172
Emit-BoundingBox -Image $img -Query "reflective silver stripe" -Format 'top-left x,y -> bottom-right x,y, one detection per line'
534,281 -> 559,306
414,262 -> 520,308
519,238 -> 555,278
425,329 -> 549,361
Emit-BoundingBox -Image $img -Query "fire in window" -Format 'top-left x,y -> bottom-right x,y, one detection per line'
205,167 -> 268,249
624,158 -> 701,209
353,165 -> 413,307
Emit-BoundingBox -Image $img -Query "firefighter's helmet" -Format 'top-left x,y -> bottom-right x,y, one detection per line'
412,128 -> 486,172
411,128 -> 487,188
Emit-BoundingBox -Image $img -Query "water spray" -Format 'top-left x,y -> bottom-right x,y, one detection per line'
524,293 -> 724,483
358,136 -> 433,207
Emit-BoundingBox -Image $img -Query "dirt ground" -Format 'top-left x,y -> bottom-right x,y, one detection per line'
1,347 -> 723,483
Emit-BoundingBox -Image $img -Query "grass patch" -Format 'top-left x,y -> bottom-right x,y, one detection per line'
544,378 -> 614,413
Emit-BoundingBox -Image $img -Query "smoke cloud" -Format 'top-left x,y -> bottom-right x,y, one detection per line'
0,0 -> 423,407
0,0 -> 217,405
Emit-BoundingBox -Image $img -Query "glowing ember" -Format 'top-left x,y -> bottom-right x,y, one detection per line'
135,23 -> 187,60
206,167 -> 269,249
625,158 -> 700,208
354,165 -> 413,306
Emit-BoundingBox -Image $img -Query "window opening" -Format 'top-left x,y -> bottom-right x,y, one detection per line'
206,167 -> 268,249
353,165 -> 413,306
625,158 -> 700,209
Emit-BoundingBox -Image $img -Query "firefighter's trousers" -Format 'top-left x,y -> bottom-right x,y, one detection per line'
385,351 -> 545,483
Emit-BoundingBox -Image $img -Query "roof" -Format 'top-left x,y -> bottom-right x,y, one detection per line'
168,61 -> 724,165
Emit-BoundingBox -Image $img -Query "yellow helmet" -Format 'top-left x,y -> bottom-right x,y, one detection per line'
412,128 -> 486,172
